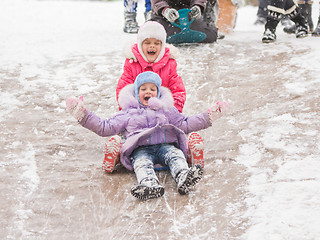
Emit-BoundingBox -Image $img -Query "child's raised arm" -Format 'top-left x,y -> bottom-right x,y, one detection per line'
66,97 -> 127,137
169,101 -> 229,134
207,101 -> 229,122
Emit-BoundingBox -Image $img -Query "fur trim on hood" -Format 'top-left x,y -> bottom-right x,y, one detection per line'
122,41 -> 179,61
118,84 -> 174,111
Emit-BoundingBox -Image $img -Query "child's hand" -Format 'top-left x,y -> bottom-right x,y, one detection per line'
66,96 -> 86,121
190,5 -> 201,19
208,101 -> 229,122
148,97 -> 163,111
162,8 -> 179,22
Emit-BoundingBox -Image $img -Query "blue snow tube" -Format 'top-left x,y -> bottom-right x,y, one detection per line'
166,8 -> 207,44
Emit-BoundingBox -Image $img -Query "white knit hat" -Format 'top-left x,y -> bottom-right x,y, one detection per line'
137,21 -> 167,63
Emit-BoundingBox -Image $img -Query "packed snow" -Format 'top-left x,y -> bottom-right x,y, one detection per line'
0,0 -> 319,239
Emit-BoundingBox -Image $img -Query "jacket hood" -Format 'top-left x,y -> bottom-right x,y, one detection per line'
118,84 -> 174,111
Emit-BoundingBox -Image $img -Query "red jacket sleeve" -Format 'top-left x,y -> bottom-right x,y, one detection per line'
116,59 -> 134,110
166,60 -> 186,113
116,59 -> 135,109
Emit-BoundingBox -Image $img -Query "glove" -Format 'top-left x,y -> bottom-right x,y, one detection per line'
207,101 -> 229,122
190,5 -> 201,19
148,97 -> 163,111
162,8 -> 179,22
66,96 -> 86,121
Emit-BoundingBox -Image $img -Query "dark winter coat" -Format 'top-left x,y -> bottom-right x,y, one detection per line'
80,85 -> 211,171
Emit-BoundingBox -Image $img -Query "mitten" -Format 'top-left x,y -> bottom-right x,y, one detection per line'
148,97 -> 163,111
162,8 -> 179,22
190,5 -> 201,19
208,101 -> 229,122
66,96 -> 86,121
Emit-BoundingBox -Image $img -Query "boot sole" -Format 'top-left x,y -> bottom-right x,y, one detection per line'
102,136 -> 121,173
123,29 -> 139,34
131,185 -> 164,200
178,165 -> 203,195
296,33 -> 308,38
187,132 -> 205,168
262,39 -> 276,43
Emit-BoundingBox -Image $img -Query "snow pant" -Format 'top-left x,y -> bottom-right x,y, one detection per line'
151,15 -> 218,43
124,0 -> 151,12
258,0 -> 268,18
131,143 -> 188,184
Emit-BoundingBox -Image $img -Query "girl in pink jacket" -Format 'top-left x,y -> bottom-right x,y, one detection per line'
116,21 -> 186,113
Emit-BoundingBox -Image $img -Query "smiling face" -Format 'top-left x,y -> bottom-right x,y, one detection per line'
141,38 -> 162,63
138,82 -> 158,106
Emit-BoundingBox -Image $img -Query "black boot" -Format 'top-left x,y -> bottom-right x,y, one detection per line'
262,17 -> 279,43
299,3 -> 313,32
287,7 -> 308,38
131,178 -> 164,200
312,17 -> 320,36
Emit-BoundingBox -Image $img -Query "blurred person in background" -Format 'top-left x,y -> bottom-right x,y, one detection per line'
124,0 -> 152,33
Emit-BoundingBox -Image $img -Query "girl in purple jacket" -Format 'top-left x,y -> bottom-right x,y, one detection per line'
66,71 -> 228,200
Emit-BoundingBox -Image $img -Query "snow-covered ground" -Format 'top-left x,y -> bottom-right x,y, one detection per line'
0,0 -> 319,239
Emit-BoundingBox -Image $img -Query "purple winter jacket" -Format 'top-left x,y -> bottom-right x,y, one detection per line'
79,85 -> 211,171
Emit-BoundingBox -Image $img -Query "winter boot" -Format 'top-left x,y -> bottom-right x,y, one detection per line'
123,12 -> 139,34
187,132 -> 205,168
131,178 -> 165,200
295,24 -> 309,38
300,3 -> 313,32
312,16 -> 320,36
262,17 -> 279,43
283,3 -> 313,33
102,135 -> 121,173
287,7 -> 308,38
176,165 -> 203,195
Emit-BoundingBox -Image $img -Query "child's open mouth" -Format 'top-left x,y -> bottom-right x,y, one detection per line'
147,50 -> 156,55
144,96 -> 151,101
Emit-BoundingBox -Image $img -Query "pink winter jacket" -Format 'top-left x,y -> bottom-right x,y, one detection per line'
116,43 -> 186,113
